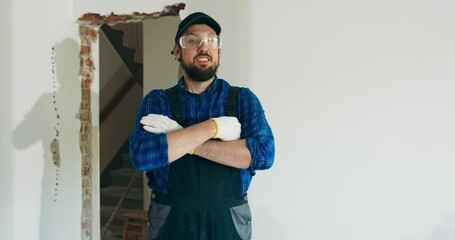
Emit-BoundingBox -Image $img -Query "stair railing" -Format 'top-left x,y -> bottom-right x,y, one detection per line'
102,171 -> 139,238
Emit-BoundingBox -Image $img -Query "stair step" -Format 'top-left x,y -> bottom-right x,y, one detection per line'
101,25 -> 124,44
101,196 -> 142,209
100,185 -> 143,201
122,153 -> 133,169
119,47 -> 136,60
101,231 -> 123,240
100,205 -> 146,240
101,205 -> 142,222
100,213 -> 126,240
100,185 -> 143,209
110,168 -> 143,188
101,228 -> 123,240
101,23 -> 143,87
100,217 -> 124,233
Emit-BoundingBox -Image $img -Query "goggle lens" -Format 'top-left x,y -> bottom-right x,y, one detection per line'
179,34 -> 222,50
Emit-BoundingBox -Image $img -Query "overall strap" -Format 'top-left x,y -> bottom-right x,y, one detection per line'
165,86 -> 184,125
226,86 -> 240,117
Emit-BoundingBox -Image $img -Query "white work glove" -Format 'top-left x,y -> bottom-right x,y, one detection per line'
210,116 -> 241,141
140,114 -> 182,134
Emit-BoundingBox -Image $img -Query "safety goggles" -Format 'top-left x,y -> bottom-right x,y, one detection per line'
179,33 -> 222,50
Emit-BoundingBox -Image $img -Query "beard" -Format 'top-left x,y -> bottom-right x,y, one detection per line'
180,55 -> 219,82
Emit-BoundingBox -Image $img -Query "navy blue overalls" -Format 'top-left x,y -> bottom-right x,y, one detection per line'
147,86 -> 252,240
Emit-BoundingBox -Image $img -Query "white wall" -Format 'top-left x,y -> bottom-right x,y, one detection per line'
6,0 -> 82,239
183,0 -> 455,239
3,0 -> 455,240
1,1 -> 179,240
0,0 -> 13,239
143,16 -> 181,91
246,1 -> 455,239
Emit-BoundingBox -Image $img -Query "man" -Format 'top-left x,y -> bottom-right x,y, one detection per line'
129,12 -> 275,240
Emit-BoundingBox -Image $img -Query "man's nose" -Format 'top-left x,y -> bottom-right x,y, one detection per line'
198,40 -> 209,51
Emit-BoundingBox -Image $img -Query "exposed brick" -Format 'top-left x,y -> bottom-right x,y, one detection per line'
76,4 -> 186,239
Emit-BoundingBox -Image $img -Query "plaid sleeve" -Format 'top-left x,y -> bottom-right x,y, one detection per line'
129,90 -> 170,171
238,88 -> 275,175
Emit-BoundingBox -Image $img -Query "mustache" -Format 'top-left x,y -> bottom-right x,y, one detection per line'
194,54 -> 212,60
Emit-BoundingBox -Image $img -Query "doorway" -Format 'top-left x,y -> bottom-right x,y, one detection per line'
76,4 -> 183,240
98,16 -> 181,239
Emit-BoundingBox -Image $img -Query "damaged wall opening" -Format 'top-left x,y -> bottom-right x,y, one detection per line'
77,3 -> 183,239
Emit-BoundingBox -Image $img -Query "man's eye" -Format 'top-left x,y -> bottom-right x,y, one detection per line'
187,38 -> 199,44
208,38 -> 218,46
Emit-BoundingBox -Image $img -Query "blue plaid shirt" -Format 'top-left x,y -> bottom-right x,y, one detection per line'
129,76 -> 275,194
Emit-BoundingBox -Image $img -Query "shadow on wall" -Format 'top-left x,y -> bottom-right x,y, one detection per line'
11,38 -> 89,240
428,215 -> 455,240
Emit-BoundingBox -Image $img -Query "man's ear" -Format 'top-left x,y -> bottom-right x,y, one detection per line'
173,44 -> 181,60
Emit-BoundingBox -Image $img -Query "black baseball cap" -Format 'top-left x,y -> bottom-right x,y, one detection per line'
174,12 -> 221,44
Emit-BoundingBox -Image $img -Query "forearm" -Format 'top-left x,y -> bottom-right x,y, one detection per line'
166,119 -> 217,162
194,139 -> 252,169
129,130 -> 169,171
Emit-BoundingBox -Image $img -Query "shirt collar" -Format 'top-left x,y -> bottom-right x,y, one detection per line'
178,75 -> 220,96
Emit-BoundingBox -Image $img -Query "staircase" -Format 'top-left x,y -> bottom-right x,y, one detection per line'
100,24 -> 143,87
100,151 -> 144,240
99,23 -> 145,240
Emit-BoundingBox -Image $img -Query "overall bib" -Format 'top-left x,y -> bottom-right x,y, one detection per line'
147,87 -> 252,240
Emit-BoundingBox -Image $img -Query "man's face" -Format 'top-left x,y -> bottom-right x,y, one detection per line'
173,24 -> 221,82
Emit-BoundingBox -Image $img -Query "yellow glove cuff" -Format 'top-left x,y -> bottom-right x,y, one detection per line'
210,118 -> 219,138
